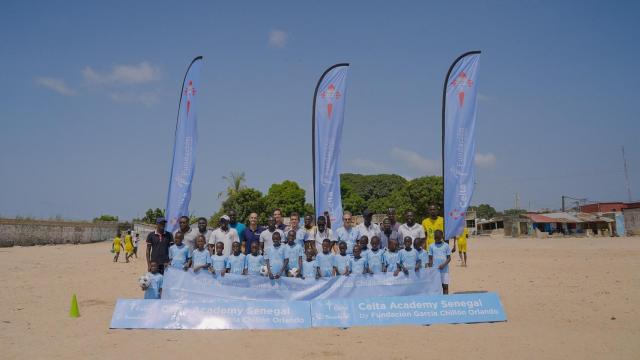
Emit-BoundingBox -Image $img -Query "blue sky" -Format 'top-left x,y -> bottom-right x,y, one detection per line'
1,0 -> 638,220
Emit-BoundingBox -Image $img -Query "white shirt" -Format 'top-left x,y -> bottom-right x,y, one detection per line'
208,227 -> 239,256
309,228 -> 336,254
259,228 -> 286,251
398,223 -> 426,243
174,227 -> 199,251
355,222 -> 381,241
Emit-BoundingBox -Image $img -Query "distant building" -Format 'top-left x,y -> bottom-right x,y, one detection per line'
580,202 -> 640,213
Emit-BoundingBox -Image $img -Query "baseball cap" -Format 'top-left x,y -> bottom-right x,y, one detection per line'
220,215 -> 230,222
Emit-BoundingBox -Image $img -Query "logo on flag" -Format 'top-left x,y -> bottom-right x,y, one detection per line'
320,84 -> 342,119
183,80 -> 197,116
450,71 -> 474,107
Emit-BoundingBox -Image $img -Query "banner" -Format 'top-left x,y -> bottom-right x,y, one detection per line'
443,52 -> 480,240
165,56 -> 203,233
161,267 -> 442,301
110,298 -> 311,330
311,292 -> 506,327
110,293 -> 506,329
313,63 -> 349,230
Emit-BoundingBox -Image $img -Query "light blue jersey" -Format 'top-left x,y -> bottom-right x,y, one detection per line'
228,253 -> 246,275
350,256 -> 367,275
399,248 -> 419,272
191,248 -> 211,269
246,253 -> 265,275
416,248 -> 428,268
169,244 -> 190,269
336,226 -> 360,254
284,243 -> 304,270
301,259 -> 319,279
211,254 -> 229,274
316,252 -> 335,277
334,253 -> 351,275
360,248 -> 371,262
144,272 -> 163,299
428,242 -> 451,273
265,245 -> 286,275
367,249 -> 385,274
383,251 -> 400,273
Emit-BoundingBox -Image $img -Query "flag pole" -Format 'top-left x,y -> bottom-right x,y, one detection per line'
312,63 -> 349,217
441,51 -> 480,238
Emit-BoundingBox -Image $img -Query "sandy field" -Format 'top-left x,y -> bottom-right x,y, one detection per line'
1,235 -> 638,360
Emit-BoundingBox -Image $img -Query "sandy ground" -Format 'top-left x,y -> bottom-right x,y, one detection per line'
1,235 -> 639,360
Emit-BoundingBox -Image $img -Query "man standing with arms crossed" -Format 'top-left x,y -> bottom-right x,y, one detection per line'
422,205 -> 444,247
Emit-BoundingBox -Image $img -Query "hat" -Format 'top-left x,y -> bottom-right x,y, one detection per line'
156,217 -> 167,224
362,209 -> 373,217
220,215 -> 230,222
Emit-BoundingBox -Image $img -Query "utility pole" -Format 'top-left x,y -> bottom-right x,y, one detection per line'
622,146 -> 633,202
562,195 -> 565,212
515,193 -> 520,210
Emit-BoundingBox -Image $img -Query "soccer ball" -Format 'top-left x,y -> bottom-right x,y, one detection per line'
288,268 -> 299,277
260,265 -> 269,276
138,274 -> 151,289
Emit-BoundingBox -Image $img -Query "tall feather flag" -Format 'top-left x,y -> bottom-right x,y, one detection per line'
313,63 -> 349,230
165,56 -> 203,233
442,51 -> 480,240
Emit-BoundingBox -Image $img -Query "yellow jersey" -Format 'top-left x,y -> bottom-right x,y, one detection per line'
112,236 -> 122,251
422,216 -> 443,246
124,235 -> 134,253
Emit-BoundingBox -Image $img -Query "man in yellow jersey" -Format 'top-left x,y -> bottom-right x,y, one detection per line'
422,205 -> 443,247
454,227 -> 469,267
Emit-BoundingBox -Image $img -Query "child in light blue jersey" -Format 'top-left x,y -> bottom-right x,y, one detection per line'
301,247 -> 320,279
383,239 -> 401,276
169,232 -> 191,270
210,242 -> 229,277
316,239 -> 336,277
428,230 -> 452,294
284,230 -> 303,276
265,231 -> 287,279
228,241 -> 246,275
358,235 -> 370,260
367,236 -> 385,274
334,241 -> 351,275
414,237 -> 427,271
398,236 -> 419,275
143,261 -> 163,299
349,244 -> 368,275
191,235 -> 211,272
245,241 -> 265,275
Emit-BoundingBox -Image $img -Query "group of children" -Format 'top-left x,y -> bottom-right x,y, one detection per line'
111,230 -> 140,263
140,228 -> 452,299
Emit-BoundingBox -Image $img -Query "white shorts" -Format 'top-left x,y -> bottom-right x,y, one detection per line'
440,272 -> 449,285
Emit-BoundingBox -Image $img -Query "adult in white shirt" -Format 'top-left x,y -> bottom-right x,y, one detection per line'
309,215 -> 336,254
398,210 -> 425,245
260,216 -> 285,252
356,209 -> 381,241
174,215 -> 198,251
208,215 -> 239,256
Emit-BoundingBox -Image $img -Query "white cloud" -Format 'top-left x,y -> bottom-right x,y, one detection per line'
34,77 -> 76,96
268,29 -> 288,48
391,147 -> 440,174
110,91 -> 159,107
351,158 -> 389,173
82,61 -> 160,85
475,152 -> 497,168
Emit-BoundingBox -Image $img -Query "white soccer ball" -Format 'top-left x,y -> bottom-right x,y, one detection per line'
138,274 -> 151,288
288,268 -> 299,277
260,265 -> 269,276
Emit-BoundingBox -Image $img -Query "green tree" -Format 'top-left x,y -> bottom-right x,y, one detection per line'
340,173 -> 407,202
93,214 -> 118,222
263,180 -> 307,217
503,208 -> 526,217
341,183 -> 366,215
218,171 -> 247,199
210,187 -> 266,227
469,203 -> 497,219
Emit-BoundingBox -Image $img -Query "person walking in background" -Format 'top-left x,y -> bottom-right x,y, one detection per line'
133,232 -> 140,258
112,231 -> 123,263
123,230 -> 134,263
454,227 -> 469,267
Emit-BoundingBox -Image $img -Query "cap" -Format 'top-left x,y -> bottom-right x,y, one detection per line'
156,217 -> 167,224
220,215 -> 230,222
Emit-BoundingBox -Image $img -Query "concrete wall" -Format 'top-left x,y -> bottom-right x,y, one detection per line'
0,219 -> 119,247
623,208 -> 640,236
